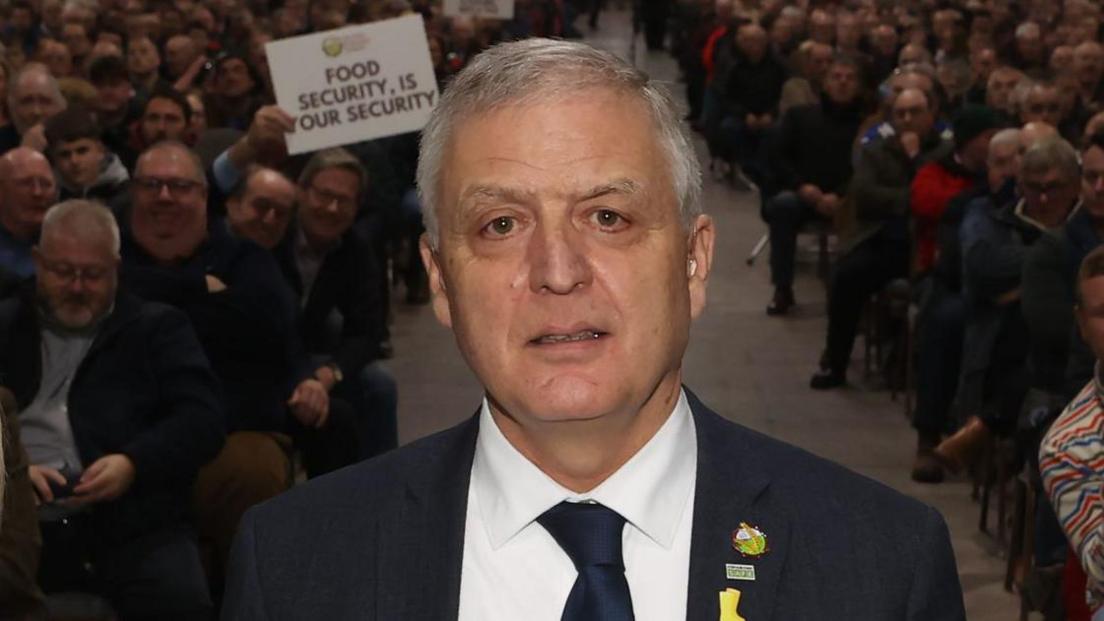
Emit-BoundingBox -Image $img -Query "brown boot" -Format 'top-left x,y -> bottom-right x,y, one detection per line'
933,417 -> 991,474
911,430 -> 945,483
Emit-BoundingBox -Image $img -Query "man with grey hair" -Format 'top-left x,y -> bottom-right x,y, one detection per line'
937,137 -> 1082,471
224,38 -> 963,619
0,147 -> 58,284
0,199 -> 224,619
0,63 -> 66,155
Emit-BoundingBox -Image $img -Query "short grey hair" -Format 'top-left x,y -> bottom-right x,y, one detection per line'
135,140 -> 208,188
1021,137 -> 1081,182
989,128 -> 1022,153
40,199 -> 121,257
415,38 -> 702,246
298,147 -> 367,197
7,63 -> 64,122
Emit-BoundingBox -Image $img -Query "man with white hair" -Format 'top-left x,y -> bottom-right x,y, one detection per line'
0,63 -> 66,155
0,199 -> 224,618
223,38 -> 963,620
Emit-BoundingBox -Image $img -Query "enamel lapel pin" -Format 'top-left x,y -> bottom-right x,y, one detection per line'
718,587 -> 747,621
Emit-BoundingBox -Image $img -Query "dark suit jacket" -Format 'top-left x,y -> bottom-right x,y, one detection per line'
222,391 -> 965,620
0,288 -> 225,545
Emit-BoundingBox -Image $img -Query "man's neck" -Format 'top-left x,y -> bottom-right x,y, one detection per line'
489,372 -> 684,493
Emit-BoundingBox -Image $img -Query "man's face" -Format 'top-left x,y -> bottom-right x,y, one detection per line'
299,167 -> 359,246
970,47 -> 997,82
823,63 -> 859,105
1075,43 -> 1104,85
216,58 -> 255,98
38,40 -> 73,77
871,25 -> 898,57
0,152 -> 57,237
892,90 -> 934,136
1022,85 -> 1063,126
126,38 -> 159,76
736,27 -> 767,62
130,147 -> 209,262
987,138 -> 1021,189
227,170 -> 296,249
1079,274 -> 1104,362
987,69 -> 1021,111
807,44 -> 833,81
164,36 -> 197,77
11,75 -> 64,133
421,90 -> 714,427
54,138 -> 104,188
140,97 -> 188,143
1017,28 -> 1043,62
1020,166 -> 1079,216
1081,145 -> 1104,218
94,78 -> 133,117
34,233 -> 117,330
62,23 -> 91,58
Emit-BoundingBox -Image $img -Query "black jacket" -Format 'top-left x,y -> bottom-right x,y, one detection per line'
771,95 -> 865,195
274,221 -> 386,374
121,224 -> 305,432
721,51 -> 788,118
0,289 -> 225,545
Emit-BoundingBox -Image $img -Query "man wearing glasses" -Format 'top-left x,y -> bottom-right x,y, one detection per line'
120,140 -> 361,595
0,199 -> 224,619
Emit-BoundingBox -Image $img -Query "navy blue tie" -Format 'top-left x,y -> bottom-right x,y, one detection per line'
537,501 -> 635,621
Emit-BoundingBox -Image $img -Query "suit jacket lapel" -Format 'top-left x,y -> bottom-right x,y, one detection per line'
375,413 -> 480,620
686,392 -> 790,621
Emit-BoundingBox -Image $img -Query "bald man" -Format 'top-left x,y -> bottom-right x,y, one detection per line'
0,148 -> 59,281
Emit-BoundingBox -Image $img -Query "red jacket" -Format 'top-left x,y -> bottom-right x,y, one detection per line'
909,156 -> 976,273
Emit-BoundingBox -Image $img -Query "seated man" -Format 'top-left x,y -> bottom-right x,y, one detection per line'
811,87 -> 950,389
937,138 -> 1082,471
0,63 -> 67,155
762,53 -> 865,315
0,199 -> 224,619
126,85 -> 194,168
910,126 -> 1023,483
43,105 -> 129,203
1040,244 -> 1104,616
0,147 -> 59,283
224,154 -> 398,460
120,141 -> 359,589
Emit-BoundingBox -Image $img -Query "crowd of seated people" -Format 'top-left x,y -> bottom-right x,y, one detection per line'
0,0 -> 600,615
670,0 -> 1104,617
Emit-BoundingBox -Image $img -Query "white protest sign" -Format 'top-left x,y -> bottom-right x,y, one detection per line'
443,0 -> 514,19
265,15 -> 439,154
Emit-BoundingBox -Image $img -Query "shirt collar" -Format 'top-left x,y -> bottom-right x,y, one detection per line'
1014,197 -> 1081,231
471,389 -> 696,551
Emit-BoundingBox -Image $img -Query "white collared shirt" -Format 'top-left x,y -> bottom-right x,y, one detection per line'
457,390 -> 697,621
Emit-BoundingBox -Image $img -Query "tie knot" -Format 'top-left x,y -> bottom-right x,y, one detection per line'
537,501 -> 627,570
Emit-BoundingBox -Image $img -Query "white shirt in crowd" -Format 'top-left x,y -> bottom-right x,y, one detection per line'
458,389 -> 697,621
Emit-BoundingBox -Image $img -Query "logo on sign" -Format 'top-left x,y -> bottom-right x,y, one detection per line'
321,32 -> 371,58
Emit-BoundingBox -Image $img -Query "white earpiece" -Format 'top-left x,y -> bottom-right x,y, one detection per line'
688,259 -> 697,277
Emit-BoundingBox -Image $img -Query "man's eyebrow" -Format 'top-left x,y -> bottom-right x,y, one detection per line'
578,179 -> 642,201
459,184 -> 538,206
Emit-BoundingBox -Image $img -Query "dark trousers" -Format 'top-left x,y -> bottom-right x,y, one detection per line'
824,232 -> 910,373
912,292 -> 964,434
295,397 -> 361,476
640,0 -> 669,49
333,362 -> 399,459
39,519 -> 212,621
762,191 -> 827,289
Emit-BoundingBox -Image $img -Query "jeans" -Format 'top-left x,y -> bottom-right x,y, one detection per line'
762,191 -> 826,289
912,292 -> 964,434
39,519 -> 212,621
824,232 -> 910,374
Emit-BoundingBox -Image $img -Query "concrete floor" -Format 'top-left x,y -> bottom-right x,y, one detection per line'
383,11 -> 1025,619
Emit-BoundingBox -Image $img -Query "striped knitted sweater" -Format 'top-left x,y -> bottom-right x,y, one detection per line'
1041,367 -> 1104,610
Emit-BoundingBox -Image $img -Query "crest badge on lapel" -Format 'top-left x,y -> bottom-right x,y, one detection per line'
731,522 -> 769,558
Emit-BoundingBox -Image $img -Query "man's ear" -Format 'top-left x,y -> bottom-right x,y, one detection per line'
419,233 -> 452,328
687,214 -> 716,320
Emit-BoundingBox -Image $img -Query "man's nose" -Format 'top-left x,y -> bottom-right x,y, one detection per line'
527,222 -> 592,295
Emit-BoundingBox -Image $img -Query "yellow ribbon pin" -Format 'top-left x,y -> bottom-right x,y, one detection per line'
719,587 -> 746,621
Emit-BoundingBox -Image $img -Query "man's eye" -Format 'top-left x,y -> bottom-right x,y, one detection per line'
485,216 -> 515,236
592,209 -> 627,229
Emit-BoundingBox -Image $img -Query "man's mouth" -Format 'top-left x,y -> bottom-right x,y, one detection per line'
530,329 -> 608,345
